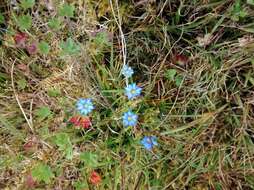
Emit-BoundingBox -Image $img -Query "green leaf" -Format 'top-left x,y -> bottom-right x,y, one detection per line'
17,78 -> 27,90
20,0 -> 35,10
48,18 -> 61,30
37,125 -> 49,136
54,133 -> 73,160
239,10 -> 247,18
0,72 -> 8,82
165,69 -> 177,81
35,106 -> 52,121
65,146 -> 73,160
73,181 -> 89,190
31,163 -> 54,184
175,75 -> 184,87
80,152 -> 98,168
59,3 -> 75,17
247,0 -> 254,5
54,133 -> 69,147
60,38 -> 80,56
93,32 -> 110,46
234,0 -> 241,12
47,88 -> 61,97
17,15 -> 32,31
251,59 -> 254,65
38,41 -> 50,55
0,13 -> 5,24
231,0 -> 247,21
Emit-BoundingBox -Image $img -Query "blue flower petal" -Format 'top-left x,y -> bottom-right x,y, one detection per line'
124,83 -> 142,100
141,136 -> 158,151
121,65 -> 134,78
76,98 -> 94,116
122,110 -> 138,127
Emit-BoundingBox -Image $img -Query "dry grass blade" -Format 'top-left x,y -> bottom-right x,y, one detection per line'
11,60 -> 34,133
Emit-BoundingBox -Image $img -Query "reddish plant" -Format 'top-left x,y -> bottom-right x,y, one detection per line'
14,32 -> 28,48
89,171 -> 101,185
23,138 -> 38,153
17,63 -> 28,71
69,116 -> 92,129
26,42 -> 37,54
79,117 -> 92,129
25,173 -> 36,188
69,116 -> 81,126
174,54 -> 189,65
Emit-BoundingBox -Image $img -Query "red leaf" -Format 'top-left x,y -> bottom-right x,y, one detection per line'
14,32 -> 28,48
69,116 -> 81,126
79,117 -> 91,129
69,116 -> 91,129
17,63 -> 29,72
174,54 -> 189,65
23,140 -> 37,153
89,171 -> 101,185
25,173 -> 36,188
26,42 -> 37,55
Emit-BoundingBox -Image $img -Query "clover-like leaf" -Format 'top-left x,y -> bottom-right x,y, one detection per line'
17,78 -> 27,90
60,38 -> 80,56
38,41 -> 50,55
17,15 -> 32,31
80,152 -> 99,168
93,32 -> 111,47
74,181 -> 89,190
165,69 -> 177,81
20,0 -> 35,10
47,88 -> 61,97
175,75 -> 184,87
31,163 -> 54,184
35,106 -> 52,121
54,133 -> 73,160
59,3 -> 75,17
48,18 -> 62,30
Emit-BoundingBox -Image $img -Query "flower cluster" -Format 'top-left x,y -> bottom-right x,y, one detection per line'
70,65 -> 158,153
67,64 -> 158,187
121,65 -> 141,128
121,65 -> 158,151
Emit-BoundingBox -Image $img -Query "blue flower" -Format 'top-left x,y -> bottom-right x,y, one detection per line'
76,98 -> 94,116
121,65 -> 134,78
124,83 -> 142,100
122,110 -> 138,127
141,136 -> 158,151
